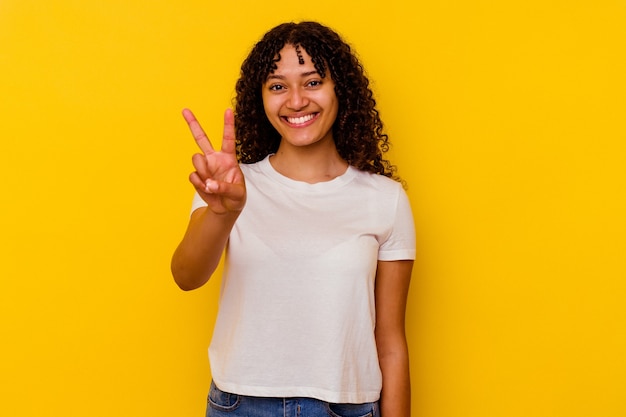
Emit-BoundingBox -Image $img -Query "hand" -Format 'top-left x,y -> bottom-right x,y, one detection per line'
183,108 -> 246,214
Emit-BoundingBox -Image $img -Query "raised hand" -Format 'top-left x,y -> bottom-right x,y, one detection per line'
183,108 -> 246,214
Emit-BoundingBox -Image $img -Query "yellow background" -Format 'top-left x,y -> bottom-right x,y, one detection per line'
1,1 -> 625,416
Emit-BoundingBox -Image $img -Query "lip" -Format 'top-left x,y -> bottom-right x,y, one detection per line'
281,112 -> 320,127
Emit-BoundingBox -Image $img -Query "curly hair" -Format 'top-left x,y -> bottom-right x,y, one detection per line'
234,21 -> 399,181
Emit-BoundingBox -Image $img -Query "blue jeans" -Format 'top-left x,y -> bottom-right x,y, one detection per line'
206,381 -> 380,417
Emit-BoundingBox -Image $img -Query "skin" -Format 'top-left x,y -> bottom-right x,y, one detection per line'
171,44 -> 413,417
262,44 -> 346,183
375,259 -> 414,417
170,108 -> 246,291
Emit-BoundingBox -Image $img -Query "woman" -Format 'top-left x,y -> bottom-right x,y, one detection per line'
171,21 -> 415,417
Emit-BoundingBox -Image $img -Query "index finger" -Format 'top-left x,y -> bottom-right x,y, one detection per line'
220,108 -> 236,154
182,108 -> 214,155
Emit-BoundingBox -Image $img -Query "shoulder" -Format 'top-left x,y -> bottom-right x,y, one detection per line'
239,158 -> 270,187
239,159 -> 264,175
351,169 -> 405,196
348,170 -> 412,223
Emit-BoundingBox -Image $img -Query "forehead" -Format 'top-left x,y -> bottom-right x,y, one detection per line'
265,45 -> 315,82
274,44 -> 311,65
264,43 -> 330,81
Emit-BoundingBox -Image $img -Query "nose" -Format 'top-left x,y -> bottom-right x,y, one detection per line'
286,87 -> 309,110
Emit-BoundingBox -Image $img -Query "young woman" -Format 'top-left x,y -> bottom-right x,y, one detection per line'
171,21 -> 415,417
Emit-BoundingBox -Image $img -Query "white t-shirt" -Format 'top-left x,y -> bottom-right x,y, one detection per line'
191,155 -> 416,403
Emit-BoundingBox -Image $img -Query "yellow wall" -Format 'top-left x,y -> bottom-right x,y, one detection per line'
1,1 -> 625,416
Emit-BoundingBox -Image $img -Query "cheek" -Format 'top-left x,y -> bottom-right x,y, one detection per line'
261,92 -> 270,112
327,96 -> 339,120
261,98 -> 276,119
324,89 -> 339,112
262,92 -> 279,113
262,100 -> 282,130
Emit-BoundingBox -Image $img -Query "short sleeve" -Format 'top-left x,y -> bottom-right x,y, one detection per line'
378,187 -> 416,261
190,192 -> 207,215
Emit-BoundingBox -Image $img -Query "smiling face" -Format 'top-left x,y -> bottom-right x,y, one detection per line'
261,44 -> 339,151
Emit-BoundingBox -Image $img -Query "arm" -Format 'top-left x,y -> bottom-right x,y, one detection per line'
171,206 -> 240,291
171,109 -> 246,291
375,259 -> 414,417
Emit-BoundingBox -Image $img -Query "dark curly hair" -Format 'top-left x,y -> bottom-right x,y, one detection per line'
234,21 -> 399,181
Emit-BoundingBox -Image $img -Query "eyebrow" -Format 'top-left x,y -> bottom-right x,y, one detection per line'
266,70 -> 320,81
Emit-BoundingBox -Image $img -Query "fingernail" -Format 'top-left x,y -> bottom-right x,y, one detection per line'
205,179 -> 217,192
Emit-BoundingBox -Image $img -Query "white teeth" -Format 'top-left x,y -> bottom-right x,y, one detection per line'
287,114 -> 315,124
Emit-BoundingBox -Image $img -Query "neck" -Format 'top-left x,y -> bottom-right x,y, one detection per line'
270,141 -> 348,184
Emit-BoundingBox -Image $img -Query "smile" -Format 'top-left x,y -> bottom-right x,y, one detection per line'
283,113 -> 318,126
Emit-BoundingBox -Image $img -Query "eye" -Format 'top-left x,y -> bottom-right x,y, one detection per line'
268,84 -> 284,92
307,80 -> 322,87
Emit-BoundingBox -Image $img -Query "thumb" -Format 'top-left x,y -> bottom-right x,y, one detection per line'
205,179 -> 246,207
